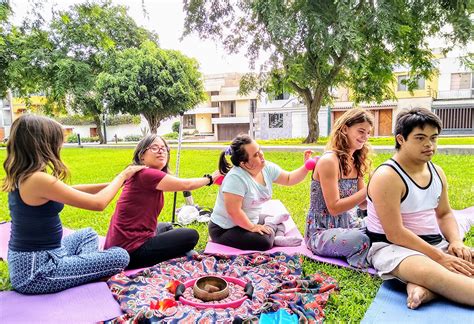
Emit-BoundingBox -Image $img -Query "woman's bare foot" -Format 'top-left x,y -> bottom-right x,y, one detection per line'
406,283 -> 436,309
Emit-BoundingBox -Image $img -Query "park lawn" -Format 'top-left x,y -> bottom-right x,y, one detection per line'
0,148 -> 472,322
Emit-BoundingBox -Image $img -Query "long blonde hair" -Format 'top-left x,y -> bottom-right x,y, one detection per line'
2,114 -> 69,192
327,108 -> 373,177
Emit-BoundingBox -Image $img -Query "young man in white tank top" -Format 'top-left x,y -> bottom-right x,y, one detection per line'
366,107 -> 473,309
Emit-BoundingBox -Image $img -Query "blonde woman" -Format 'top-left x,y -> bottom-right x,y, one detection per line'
305,108 -> 373,268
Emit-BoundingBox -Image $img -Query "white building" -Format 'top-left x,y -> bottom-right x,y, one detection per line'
432,45 -> 474,134
255,94 -> 330,139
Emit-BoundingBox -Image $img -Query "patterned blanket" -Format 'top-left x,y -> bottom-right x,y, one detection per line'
107,252 -> 338,323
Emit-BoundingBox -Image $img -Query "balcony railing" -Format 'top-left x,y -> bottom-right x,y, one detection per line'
437,89 -> 473,100
220,113 -> 236,118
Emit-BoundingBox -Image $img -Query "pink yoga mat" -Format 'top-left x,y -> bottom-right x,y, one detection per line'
0,222 -> 146,323
204,216 -> 377,274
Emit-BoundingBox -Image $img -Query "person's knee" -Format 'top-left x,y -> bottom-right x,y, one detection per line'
346,231 -> 370,248
108,247 -> 130,268
178,228 -> 199,249
78,227 -> 97,238
188,229 -> 199,246
395,256 -> 446,285
252,236 -> 273,251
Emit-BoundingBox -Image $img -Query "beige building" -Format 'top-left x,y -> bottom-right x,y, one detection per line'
184,73 -> 257,141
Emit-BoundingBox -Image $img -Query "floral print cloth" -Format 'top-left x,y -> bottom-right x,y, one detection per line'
106,252 -> 338,323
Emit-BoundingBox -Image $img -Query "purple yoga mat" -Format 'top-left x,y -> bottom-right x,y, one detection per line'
204,215 -> 377,274
0,282 -> 123,323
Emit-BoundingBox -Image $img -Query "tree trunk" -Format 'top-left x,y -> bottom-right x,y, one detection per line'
303,88 -> 323,144
93,114 -> 105,144
143,113 -> 161,134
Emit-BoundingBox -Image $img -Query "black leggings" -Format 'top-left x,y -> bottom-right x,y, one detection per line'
208,220 -> 276,251
128,223 -> 199,269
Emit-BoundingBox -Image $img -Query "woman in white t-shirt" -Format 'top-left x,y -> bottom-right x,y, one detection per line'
209,134 -> 313,250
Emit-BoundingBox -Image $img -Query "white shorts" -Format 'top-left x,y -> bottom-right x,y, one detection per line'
367,240 -> 449,281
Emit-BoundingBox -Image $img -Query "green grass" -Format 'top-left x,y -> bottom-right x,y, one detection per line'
179,136 -> 474,146
0,148 -> 472,322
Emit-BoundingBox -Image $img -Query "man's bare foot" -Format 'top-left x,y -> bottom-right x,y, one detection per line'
406,283 -> 436,309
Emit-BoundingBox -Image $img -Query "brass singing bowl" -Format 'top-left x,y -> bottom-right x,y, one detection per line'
193,276 -> 229,302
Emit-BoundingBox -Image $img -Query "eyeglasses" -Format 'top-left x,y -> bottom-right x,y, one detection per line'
146,145 -> 168,154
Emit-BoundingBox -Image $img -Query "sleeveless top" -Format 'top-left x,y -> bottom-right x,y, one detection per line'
366,159 -> 443,244
307,178 -> 359,230
8,189 -> 64,252
306,152 -> 359,230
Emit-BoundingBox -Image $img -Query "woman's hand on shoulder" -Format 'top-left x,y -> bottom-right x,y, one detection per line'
211,170 -> 223,183
119,165 -> 147,181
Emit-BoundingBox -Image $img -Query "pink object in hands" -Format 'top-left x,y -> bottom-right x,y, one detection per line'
214,175 -> 224,185
304,156 -> 320,170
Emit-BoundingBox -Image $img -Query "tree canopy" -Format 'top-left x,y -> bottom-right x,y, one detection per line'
44,0 -> 157,142
1,0 -> 158,143
97,40 -> 206,133
183,0 -> 473,143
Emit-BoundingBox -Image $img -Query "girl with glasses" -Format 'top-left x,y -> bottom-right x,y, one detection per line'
104,134 -> 220,269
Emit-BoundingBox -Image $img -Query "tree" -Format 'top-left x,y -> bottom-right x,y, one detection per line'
42,1 -> 157,143
0,2 -> 49,100
0,2 -> 11,96
97,40 -> 206,133
183,0 -> 473,143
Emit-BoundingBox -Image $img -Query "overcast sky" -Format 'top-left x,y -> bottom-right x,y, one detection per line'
10,0 -> 257,75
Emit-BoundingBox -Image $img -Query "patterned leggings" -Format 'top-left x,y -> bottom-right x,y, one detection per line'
305,228 -> 370,268
8,228 -> 129,294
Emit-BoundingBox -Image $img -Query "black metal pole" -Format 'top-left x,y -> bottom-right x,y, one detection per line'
171,112 -> 185,225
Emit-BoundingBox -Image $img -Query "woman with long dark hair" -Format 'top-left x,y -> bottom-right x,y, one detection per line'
3,114 -> 144,294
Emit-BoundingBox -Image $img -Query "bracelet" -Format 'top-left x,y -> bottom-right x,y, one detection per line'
203,174 -> 213,186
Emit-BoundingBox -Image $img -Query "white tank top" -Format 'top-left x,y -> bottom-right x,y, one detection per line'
366,159 -> 442,235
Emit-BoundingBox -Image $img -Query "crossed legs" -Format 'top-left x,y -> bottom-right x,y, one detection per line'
391,255 -> 474,309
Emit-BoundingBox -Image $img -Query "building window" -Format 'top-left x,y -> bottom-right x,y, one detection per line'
397,75 -> 408,91
183,115 -> 196,128
397,75 -> 425,91
269,113 -> 283,128
211,101 -> 219,108
210,91 -> 219,96
416,78 -> 425,90
2,109 -> 11,126
220,101 -> 235,117
450,72 -> 473,90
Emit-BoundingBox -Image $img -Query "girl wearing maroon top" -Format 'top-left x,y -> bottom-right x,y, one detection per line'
104,134 -> 220,269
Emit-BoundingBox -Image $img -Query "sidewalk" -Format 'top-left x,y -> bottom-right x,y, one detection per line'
63,143 -> 474,155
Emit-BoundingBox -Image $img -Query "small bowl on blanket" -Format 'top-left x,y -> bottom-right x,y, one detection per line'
193,276 -> 229,302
